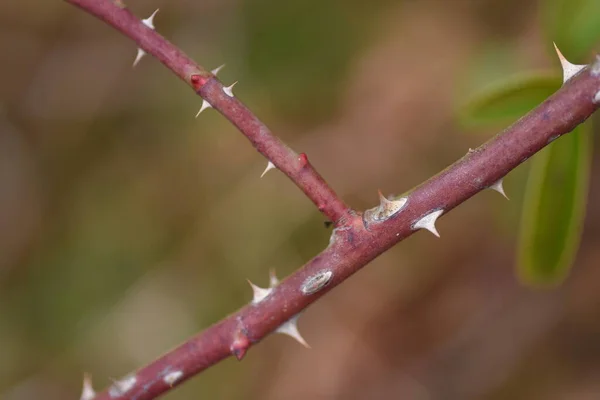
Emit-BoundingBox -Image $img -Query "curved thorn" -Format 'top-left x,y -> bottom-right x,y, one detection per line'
553,42 -> 586,84
142,8 -> 159,29
260,161 -> 276,178
489,178 -> 509,199
132,48 -> 145,68
108,374 -> 137,397
269,269 -> 279,287
80,373 -> 96,400
413,209 -> 443,238
247,280 -> 272,304
211,64 -> 226,76
133,9 -> 159,67
223,81 -> 238,97
377,190 -> 408,219
276,315 -> 310,348
195,100 -> 212,117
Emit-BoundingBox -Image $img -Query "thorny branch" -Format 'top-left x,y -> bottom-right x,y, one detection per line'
66,0 -> 351,226
67,1 -> 600,399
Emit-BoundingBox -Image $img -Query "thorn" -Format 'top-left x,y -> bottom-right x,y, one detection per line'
489,179 -> 509,199
80,373 -> 95,400
142,9 -> 159,29
223,81 -> 238,97
211,64 -> 226,76
276,315 -> 310,348
163,370 -> 183,387
269,269 -> 279,287
132,48 -> 146,68
132,9 -> 158,67
248,270 -> 279,304
248,280 -> 272,304
591,55 -> 600,77
413,209 -> 444,238
260,161 -> 276,178
553,42 -> 587,84
378,191 -> 408,220
195,100 -> 212,117
108,374 -> 137,397
363,192 -> 408,224
132,10 -> 159,67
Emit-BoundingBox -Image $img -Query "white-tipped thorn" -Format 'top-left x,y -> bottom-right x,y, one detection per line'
132,48 -> 146,68
553,43 -> 587,84
276,315 -> 310,348
211,64 -> 226,76
132,9 -> 159,68
108,374 -> 137,397
163,370 -> 183,387
376,191 -> 408,220
269,269 -> 279,287
248,280 -> 272,304
223,81 -> 237,97
489,179 -> 509,199
260,161 -> 276,178
591,56 -> 600,77
195,100 -> 212,117
363,192 -> 408,223
80,373 -> 95,400
142,9 -> 159,29
248,270 -> 279,304
413,209 -> 443,238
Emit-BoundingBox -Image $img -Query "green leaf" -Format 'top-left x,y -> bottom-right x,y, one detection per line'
517,124 -> 592,285
544,0 -> 600,61
459,73 -> 560,130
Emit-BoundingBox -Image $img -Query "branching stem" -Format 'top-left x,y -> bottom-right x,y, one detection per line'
66,1 -> 600,399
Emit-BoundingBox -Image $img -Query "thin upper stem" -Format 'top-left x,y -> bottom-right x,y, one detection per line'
66,0 -> 352,225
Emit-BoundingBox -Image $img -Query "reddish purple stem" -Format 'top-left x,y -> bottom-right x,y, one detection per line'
67,0 -> 351,225
65,1 -> 600,399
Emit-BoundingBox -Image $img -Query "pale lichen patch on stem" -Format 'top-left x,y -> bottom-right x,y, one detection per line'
301,270 -> 333,295
363,191 -> 408,225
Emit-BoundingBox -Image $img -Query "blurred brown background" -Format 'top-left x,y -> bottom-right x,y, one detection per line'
1,0 -> 600,399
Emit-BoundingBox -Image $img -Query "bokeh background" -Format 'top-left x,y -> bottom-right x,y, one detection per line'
1,0 -> 600,399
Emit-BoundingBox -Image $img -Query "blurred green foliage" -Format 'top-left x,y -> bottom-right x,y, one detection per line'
243,0 -> 362,125
544,0 -> 600,60
459,74 -> 559,129
518,125 -> 591,285
460,0 -> 600,285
